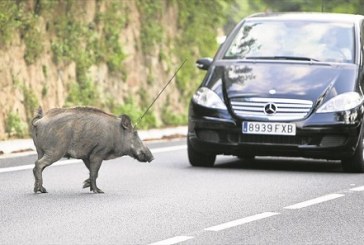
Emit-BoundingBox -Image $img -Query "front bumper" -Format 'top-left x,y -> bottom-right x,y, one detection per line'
188,103 -> 364,160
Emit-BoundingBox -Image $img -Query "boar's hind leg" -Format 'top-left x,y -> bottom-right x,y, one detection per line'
33,154 -> 60,193
82,159 -> 91,189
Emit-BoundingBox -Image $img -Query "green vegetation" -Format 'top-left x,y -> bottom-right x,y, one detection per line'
5,112 -> 27,138
95,1 -> 128,74
0,2 -> 21,46
161,102 -> 187,127
174,0 -> 238,103
48,1 -> 129,107
136,0 -> 164,54
41,83 -> 48,98
65,77 -> 100,107
12,74 -> 39,127
21,84 -> 39,124
21,11 -> 43,65
111,96 -> 158,130
0,1 -> 43,64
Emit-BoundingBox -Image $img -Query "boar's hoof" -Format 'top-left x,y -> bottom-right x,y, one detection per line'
92,187 -> 104,194
34,186 -> 47,194
83,179 -> 91,189
84,179 -> 104,193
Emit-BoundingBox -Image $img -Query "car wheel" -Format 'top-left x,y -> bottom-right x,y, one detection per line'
341,134 -> 364,173
187,140 -> 216,167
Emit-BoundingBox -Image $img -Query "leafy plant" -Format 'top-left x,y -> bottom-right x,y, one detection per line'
21,85 -> 39,123
0,2 -> 21,47
5,112 -> 27,138
21,13 -> 44,64
65,77 -> 101,107
96,1 -> 127,73
0,2 -> 44,63
41,83 -> 48,98
136,0 -> 164,53
161,105 -> 187,126
112,96 -> 158,129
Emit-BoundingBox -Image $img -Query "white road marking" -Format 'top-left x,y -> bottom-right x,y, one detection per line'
204,212 -> 280,232
283,193 -> 344,209
0,151 -> 36,159
0,164 -> 34,173
0,159 -> 82,173
0,145 -> 187,174
350,185 -> 364,192
149,236 -> 194,245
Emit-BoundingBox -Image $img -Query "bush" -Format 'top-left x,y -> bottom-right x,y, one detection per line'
21,85 -> 39,123
0,2 -> 21,47
161,104 -> 187,126
65,77 -> 101,107
5,112 -> 27,138
112,96 -> 158,129
136,0 -> 164,54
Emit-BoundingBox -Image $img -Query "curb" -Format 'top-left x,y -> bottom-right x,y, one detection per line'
0,126 -> 187,156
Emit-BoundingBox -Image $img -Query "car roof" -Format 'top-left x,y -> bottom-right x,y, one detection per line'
246,12 -> 364,24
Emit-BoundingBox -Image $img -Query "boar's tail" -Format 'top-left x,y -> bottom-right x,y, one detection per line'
31,106 -> 43,127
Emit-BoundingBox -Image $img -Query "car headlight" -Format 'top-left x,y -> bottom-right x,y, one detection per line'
193,87 -> 227,110
317,92 -> 363,113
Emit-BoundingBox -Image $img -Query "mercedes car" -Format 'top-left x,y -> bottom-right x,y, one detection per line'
187,12 -> 364,172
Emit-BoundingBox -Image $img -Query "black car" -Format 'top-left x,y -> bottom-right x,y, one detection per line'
187,12 -> 364,172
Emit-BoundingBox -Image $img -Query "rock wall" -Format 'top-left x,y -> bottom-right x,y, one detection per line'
0,0 -> 196,139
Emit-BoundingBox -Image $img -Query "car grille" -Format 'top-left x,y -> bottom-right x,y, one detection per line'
230,97 -> 313,121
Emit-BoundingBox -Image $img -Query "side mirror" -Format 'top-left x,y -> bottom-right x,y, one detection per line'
196,58 -> 213,71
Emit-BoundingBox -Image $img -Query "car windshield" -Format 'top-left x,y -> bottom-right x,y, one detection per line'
224,20 -> 355,63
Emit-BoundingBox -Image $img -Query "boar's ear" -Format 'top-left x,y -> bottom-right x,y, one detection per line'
120,114 -> 133,130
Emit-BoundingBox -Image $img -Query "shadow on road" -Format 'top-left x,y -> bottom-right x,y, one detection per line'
213,156 -> 344,173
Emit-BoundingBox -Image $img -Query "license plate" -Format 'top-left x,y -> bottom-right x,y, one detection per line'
242,121 -> 296,136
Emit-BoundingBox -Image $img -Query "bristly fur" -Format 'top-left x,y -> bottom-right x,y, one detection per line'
45,106 -> 118,119
70,106 -> 116,117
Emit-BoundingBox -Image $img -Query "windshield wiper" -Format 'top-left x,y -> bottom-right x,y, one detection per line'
245,56 -> 320,62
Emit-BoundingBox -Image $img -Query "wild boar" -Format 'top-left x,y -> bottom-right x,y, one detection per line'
31,106 -> 154,194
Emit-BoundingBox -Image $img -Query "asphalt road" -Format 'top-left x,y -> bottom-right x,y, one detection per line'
1,139 -> 364,244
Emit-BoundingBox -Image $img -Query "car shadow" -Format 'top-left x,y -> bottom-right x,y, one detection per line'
213,156 -> 344,173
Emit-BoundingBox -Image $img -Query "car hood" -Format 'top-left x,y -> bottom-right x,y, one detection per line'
218,61 -> 358,103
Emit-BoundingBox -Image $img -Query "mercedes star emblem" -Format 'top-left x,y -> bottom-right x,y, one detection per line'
264,103 -> 277,115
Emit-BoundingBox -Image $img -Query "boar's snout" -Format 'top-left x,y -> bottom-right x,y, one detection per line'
128,129 -> 154,162
135,147 -> 154,162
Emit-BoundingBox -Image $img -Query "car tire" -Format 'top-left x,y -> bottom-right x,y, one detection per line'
341,134 -> 364,173
187,140 -> 216,167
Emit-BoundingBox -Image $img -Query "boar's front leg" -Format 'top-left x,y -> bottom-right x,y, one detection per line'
82,158 -> 103,193
89,158 -> 104,194
82,159 -> 91,189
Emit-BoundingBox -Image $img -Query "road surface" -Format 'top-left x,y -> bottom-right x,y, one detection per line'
1,139 -> 364,244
